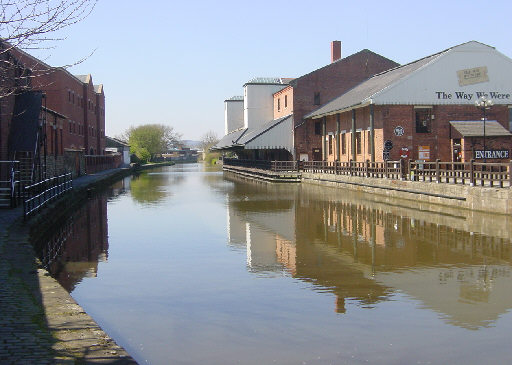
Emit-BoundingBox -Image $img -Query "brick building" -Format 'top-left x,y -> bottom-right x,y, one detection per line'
273,41 -> 399,161
215,43 -> 398,161
305,41 -> 512,163
0,44 -> 106,177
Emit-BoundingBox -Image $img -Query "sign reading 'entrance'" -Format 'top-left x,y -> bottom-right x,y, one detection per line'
474,150 -> 510,159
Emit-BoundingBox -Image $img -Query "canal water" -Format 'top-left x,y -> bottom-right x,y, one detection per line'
37,163 -> 512,365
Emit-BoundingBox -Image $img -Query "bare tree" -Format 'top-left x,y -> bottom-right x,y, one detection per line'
200,130 -> 219,152
0,0 -> 97,98
1,0 -> 97,51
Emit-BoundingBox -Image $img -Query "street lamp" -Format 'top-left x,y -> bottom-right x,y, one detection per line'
474,96 -> 494,161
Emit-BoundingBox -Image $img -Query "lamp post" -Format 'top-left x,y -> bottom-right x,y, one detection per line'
474,96 -> 494,162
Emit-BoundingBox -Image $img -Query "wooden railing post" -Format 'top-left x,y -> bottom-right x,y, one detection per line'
470,159 -> 475,186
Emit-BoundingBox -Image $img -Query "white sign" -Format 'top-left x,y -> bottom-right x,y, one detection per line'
457,66 -> 489,86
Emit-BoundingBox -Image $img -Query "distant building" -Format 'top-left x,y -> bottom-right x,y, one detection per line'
105,137 -> 130,167
161,147 -> 198,162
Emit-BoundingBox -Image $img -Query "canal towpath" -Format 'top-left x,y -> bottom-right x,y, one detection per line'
0,167 -> 139,364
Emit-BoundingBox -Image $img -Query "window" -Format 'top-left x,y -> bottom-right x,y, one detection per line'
277,98 -> 281,111
314,92 -> 321,105
72,93 -> 75,104
69,120 -> 72,133
284,95 -> 288,108
341,133 -> 346,155
328,135 -> 333,155
356,132 -> 362,154
415,108 -> 432,133
68,90 -> 71,102
315,121 -> 322,135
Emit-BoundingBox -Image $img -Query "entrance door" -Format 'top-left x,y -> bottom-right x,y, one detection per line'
312,148 -> 322,161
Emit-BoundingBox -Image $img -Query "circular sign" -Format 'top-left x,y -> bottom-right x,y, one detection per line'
394,126 -> 405,136
384,140 -> 393,151
400,147 -> 409,158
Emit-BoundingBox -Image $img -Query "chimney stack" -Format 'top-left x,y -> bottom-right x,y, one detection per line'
331,40 -> 342,63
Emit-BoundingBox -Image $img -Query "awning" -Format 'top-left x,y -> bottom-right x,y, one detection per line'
449,121 -> 512,137
238,115 -> 293,153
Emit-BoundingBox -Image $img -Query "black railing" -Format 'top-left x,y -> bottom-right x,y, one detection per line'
23,172 -> 73,219
223,158 -> 512,188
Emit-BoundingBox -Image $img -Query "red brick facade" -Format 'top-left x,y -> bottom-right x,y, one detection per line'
273,49 -> 399,160
322,104 -> 512,163
6,47 -> 106,157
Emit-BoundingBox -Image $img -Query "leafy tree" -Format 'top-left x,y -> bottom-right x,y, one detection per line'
126,124 -> 181,163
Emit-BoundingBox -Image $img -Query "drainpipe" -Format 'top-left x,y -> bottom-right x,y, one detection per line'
351,109 -> 356,161
370,104 -> 375,162
322,116 -> 327,161
336,114 -> 341,161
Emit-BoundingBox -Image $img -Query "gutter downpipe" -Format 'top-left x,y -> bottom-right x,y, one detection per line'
370,102 -> 375,162
336,114 -> 341,161
322,116 -> 327,161
351,109 -> 356,161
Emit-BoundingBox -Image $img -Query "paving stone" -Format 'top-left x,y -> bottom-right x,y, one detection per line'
0,168 -> 138,364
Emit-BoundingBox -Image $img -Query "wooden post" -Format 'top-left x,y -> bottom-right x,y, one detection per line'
470,159 -> 475,186
508,160 -> 512,187
436,159 -> 441,183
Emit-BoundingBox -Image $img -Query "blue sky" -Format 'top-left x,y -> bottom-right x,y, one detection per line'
27,0 -> 512,141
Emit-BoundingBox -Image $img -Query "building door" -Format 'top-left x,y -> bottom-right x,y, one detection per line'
312,148 -> 322,161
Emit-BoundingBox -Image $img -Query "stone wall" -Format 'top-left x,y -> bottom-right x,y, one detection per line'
302,171 -> 512,215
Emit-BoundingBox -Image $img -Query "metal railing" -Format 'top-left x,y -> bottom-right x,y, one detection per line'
23,172 -> 73,218
223,158 -> 512,188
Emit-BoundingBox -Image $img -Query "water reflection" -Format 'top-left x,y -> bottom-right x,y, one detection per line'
130,169 -> 184,205
36,178 -> 128,292
222,173 -> 512,329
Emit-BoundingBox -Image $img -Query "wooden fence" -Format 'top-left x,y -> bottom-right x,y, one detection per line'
223,158 -> 512,188
85,154 -> 122,174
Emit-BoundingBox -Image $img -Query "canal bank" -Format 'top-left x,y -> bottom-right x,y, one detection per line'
0,162 -> 172,363
301,171 -> 512,215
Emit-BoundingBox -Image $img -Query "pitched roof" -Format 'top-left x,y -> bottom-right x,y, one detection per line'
237,115 -> 292,145
305,41 -> 497,119
449,121 -> 512,137
290,49 -> 398,87
305,52 -> 442,118
213,128 -> 248,149
225,95 -> 244,102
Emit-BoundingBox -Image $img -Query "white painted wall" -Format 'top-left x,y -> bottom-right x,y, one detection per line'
374,42 -> 512,105
244,115 -> 294,156
244,83 -> 286,129
224,100 -> 244,134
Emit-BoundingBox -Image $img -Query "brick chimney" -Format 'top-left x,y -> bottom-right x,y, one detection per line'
331,40 -> 342,63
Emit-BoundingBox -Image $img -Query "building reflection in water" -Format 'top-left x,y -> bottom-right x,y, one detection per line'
223,173 -> 512,329
36,178 -> 129,292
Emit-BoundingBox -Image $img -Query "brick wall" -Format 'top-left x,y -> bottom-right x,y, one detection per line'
295,50 -> 399,159
322,104 -> 512,163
